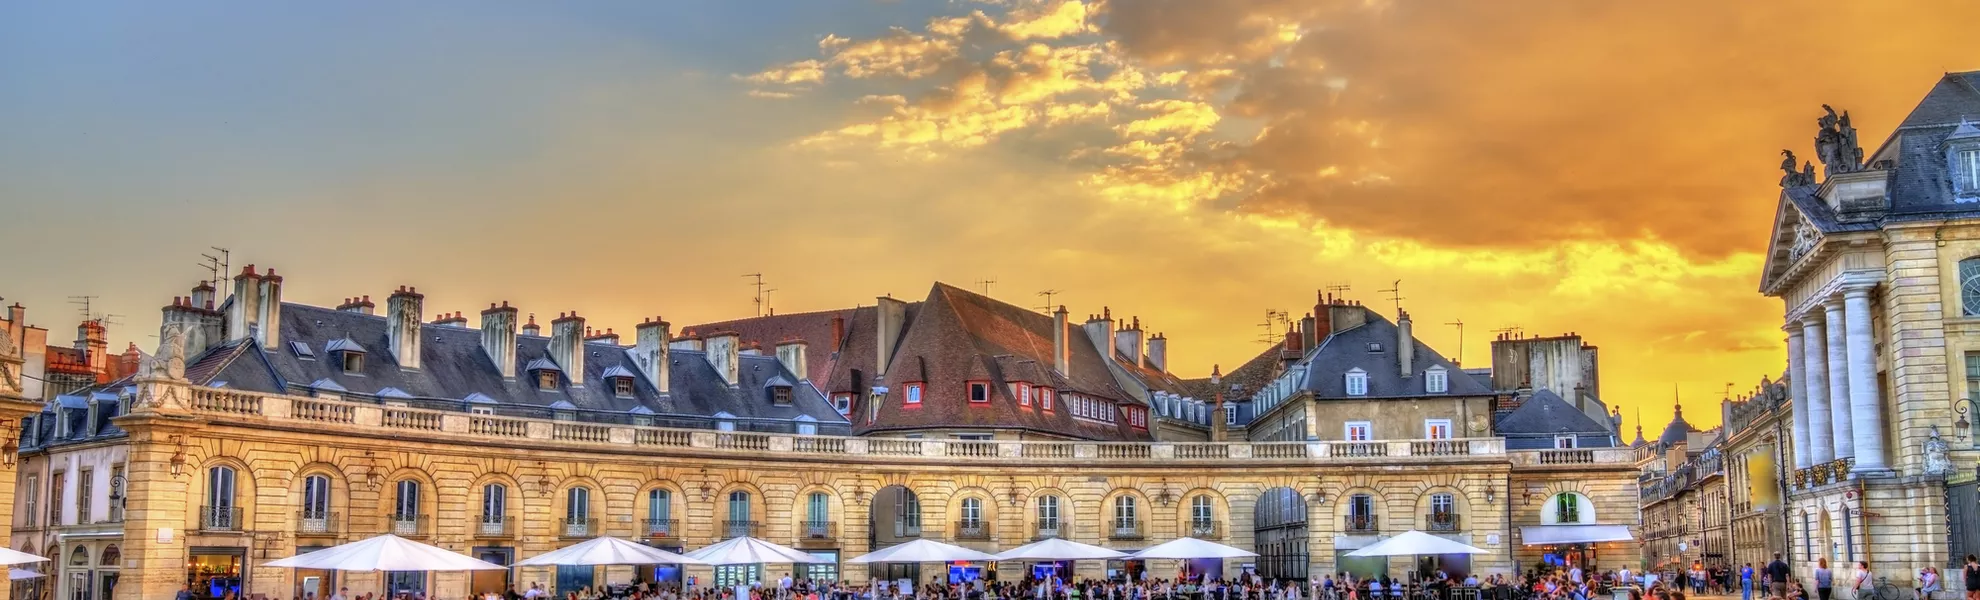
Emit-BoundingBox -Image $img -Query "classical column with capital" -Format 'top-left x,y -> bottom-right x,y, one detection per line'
1842,285 -> 1890,475
1801,316 -> 1836,464
1824,299 -> 1855,460
1786,326 -> 1813,469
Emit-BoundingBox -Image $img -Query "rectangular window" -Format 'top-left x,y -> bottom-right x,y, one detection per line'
1425,419 -> 1452,440
1426,369 -> 1448,393
1345,371 -> 1369,396
1345,421 -> 1372,441
1018,383 -> 1032,407
1040,388 -> 1054,410
48,472 -> 63,525
614,378 -> 634,398
22,475 -> 36,528
77,469 -> 92,524
961,497 -> 982,527
797,422 -> 818,435
717,420 -> 736,432
831,393 -> 851,415
1038,496 -> 1060,531
469,406 -> 495,415
1555,434 -> 1578,449
967,382 -> 990,403
904,383 -> 923,405
1225,403 -> 1237,425
342,352 -> 363,374
1961,149 -> 1980,192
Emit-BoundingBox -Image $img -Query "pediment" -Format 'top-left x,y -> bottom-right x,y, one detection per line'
1758,191 -> 1825,294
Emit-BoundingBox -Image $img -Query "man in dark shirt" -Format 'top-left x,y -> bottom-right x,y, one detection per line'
1767,554 -> 1792,598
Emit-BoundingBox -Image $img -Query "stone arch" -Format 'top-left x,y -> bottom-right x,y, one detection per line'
714,481 -> 768,538
1180,487 -> 1229,539
66,545 -> 88,567
1100,487 -> 1153,541
380,466 -> 439,535
1539,491 -> 1596,525
792,483 -> 844,541
292,462 -> 348,534
194,455 -> 257,531
1412,485 -> 1474,531
870,484 -> 925,545
635,479 -> 689,538
1027,486 -> 1072,539
1254,486 -> 1309,580
555,475 -> 606,532
99,544 -> 120,567
946,486 -> 999,542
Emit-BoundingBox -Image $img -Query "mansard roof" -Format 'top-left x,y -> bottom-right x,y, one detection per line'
1292,308 -> 1491,400
1496,389 -> 1618,449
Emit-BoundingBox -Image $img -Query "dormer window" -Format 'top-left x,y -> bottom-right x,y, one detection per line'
342,352 -> 363,374
1959,149 -> 1980,197
904,383 -> 923,405
1366,342 -> 1383,353
1425,366 -> 1449,394
325,337 -> 367,375
831,393 -> 852,415
771,385 -> 793,406
967,381 -> 990,403
1017,383 -> 1032,407
613,377 -> 634,398
539,370 -> 559,390
1039,387 -> 1054,410
1345,368 -> 1369,396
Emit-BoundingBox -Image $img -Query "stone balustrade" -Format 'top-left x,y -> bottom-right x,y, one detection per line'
161,386 -> 1627,466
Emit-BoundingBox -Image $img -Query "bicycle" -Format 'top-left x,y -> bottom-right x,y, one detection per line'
1870,577 -> 1903,600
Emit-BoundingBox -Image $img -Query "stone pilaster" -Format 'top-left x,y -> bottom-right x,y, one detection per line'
1801,317 -> 1835,464
112,379 -> 206,600
0,393 -> 43,600
1786,327 -> 1812,469
1843,286 -> 1889,475
1823,299 -> 1855,460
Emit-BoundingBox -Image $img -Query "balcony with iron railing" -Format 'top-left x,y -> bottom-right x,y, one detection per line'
199,506 -> 242,532
1110,521 -> 1144,540
1189,520 -> 1223,539
391,513 -> 430,538
476,515 -> 516,539
800,520 -> 838,541
642,518 -> 680,539
1034,520 -> 1063,540
1344,514 -> 1378,534
954,520 -> 992,540
891,518 -> 923,539
722,520 -> 760,539
1425,513 -> 1461,533
297,510 -> 341,536
562,517 -> 596,539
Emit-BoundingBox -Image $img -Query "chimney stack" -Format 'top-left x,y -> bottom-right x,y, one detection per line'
190,282 -> 216,311
634,317 -> 672,394
77,320 -> 109,382
521,313 -> 541,336
705,331 -> 741,386
432,311 -> 468,328
1146,332 -> 1167,372
583,327 -> 621,345
1052,305 -> 1071,377
1299,312 -> 1317,351
387,286 -> 424,370
1083,307 -> 1117,368
1114,316 -> 1144,368
550,312 -> 586,386
1397,309 -> 1415,378
830,314 -> 846,351
875,296 -> 908,377
256,268 -> 283,346
776,339 -> 809,381
481,302 -> 518,380
162,284 -> 225,358
226,265 -> 263,343
336,295 -> 376,315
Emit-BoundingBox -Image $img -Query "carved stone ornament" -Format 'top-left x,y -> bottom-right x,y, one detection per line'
1814,104 -> 1865,176
1788,212 -> 1821,263
141,323 -> 189,382
1925,426 -> 1952,476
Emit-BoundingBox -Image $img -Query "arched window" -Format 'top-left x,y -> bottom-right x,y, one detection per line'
1542,492 -> 1595,525
725,491 -> 753,538
204,466 -> 238,531
481,484 -> 508,535
392,480 -> 422,535
1963,257 -> 1980,316
67,546 -> 87,566
1037,495 -> 1062,537
646,489 -> 673,537
300,474 -> 332,533
98,545 -> 119,567
1428,493 -> 1457,531
565,487 -> 592,536
1191,496 -> 1214,530
1112,496 -> 1139,537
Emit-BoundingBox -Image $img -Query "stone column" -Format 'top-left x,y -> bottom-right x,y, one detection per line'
114,379 -> 207,600
1801,317 -> 1835,465
0,395 -> 41,600
1824,299 -> 1855,460
1843,286 -> 1890,476
1786,326 -> 1813,469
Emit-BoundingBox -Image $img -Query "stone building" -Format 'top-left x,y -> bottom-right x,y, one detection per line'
1757,71 -> 1980,585
1721,379 -> 1792,571
0,269 -> 1642,600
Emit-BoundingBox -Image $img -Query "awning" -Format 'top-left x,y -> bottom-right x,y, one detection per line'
1520,525 -> 1634,546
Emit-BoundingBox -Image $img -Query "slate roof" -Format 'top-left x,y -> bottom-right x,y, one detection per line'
1179,341 -> 1290,404
1495,389 -> 1618,450
23,376 -> 134,452
1659,404 -> 1696,446
847,283 -> 1152,441
1290,308 -> 1492,400
184,302 -> 848,433
686,307 -> 860,386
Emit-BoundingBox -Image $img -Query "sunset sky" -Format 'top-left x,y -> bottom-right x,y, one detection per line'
3,1 -> 1977,436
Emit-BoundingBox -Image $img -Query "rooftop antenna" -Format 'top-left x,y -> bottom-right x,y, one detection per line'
1324,283 -> 1352,297
742,273 -> 767,317
1379,279 -> 1405,315
202,246 -> 230,297
1445,319 -> 1465,366
762,288 -> 779,316
1722,382 -> 1734,399
975,278 -> 998,296
1256,309 -> 1289,345
1035,289 -> 1063,313
101,314 -> 124,330
68,295 -> 99,322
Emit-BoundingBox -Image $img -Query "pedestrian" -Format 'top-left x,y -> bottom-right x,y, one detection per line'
1922,566 -> 1942,600
1814,559 -> 1832,600
1742,563 -> 1755,600
1851,563 -> 1872,600
1769,555 -> 1792,599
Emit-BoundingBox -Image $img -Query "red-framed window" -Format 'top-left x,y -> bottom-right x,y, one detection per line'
904,382 -> 924,405
831,393 -> 852,415
967,381 -> 991,403
1018,383 -> 1033,406
1128,406 -> 1148,429
1039,387 -> 1055,411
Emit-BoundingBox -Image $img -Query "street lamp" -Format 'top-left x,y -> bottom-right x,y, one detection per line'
1956,398 -> 1977,441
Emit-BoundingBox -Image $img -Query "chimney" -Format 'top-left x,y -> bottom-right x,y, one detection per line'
549,312 -> 585,385
705,331 -> 740,386
162,285 -> 224,358
115,343 -> 142,379
432,311 -> 469,328
387,286 -> 424,370
875,296 -> 908,377
1083,307 -> 1117,367
776,339 -> 809,381
481,302 -> 518,380
1052,305 -> 1071,377
190,282 -> 216,311
1299,313 -> 1317,351
1327,300 -> 1366,335
583,327 -> 621,345
1397,309 -> 1414,378
1210,364 -> 1227,443
521,313 -> 541,336
634,317 -> 672,394
76,320 -> 109,381
1115,316 -> 1144,367
830,314 -> 846,351
256,268 -> 283,346
1146,333 -> 1167,372
740,341 -> 763,356
226,264 -> 262,343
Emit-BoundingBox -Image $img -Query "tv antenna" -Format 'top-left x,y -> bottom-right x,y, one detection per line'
68,295 -> 100,322
1036,289 -> 1063,313
1323,283 -> 1352,298
974,278 -> 997,295
1379,279 -> 1405,314
1256,309 -> 1290,345
1445,319 -> 1465,366
201,247 -> 230,296
762,288 -> 779,316
742,273 -> 768,317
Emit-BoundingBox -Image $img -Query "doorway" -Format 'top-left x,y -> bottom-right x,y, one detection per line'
472,547 -> 513,597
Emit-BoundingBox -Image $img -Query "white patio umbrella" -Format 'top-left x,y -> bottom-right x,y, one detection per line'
1130,537 -> 1259,560
847,539 -> 1000,564
262,534 -> 508,571
517,536 -> 707,567
0,548 -> 48,567
993,538 -> 1129,561
1344,530 -> 1489,557
9,568 -> 43,580
684,536 -> 832,566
